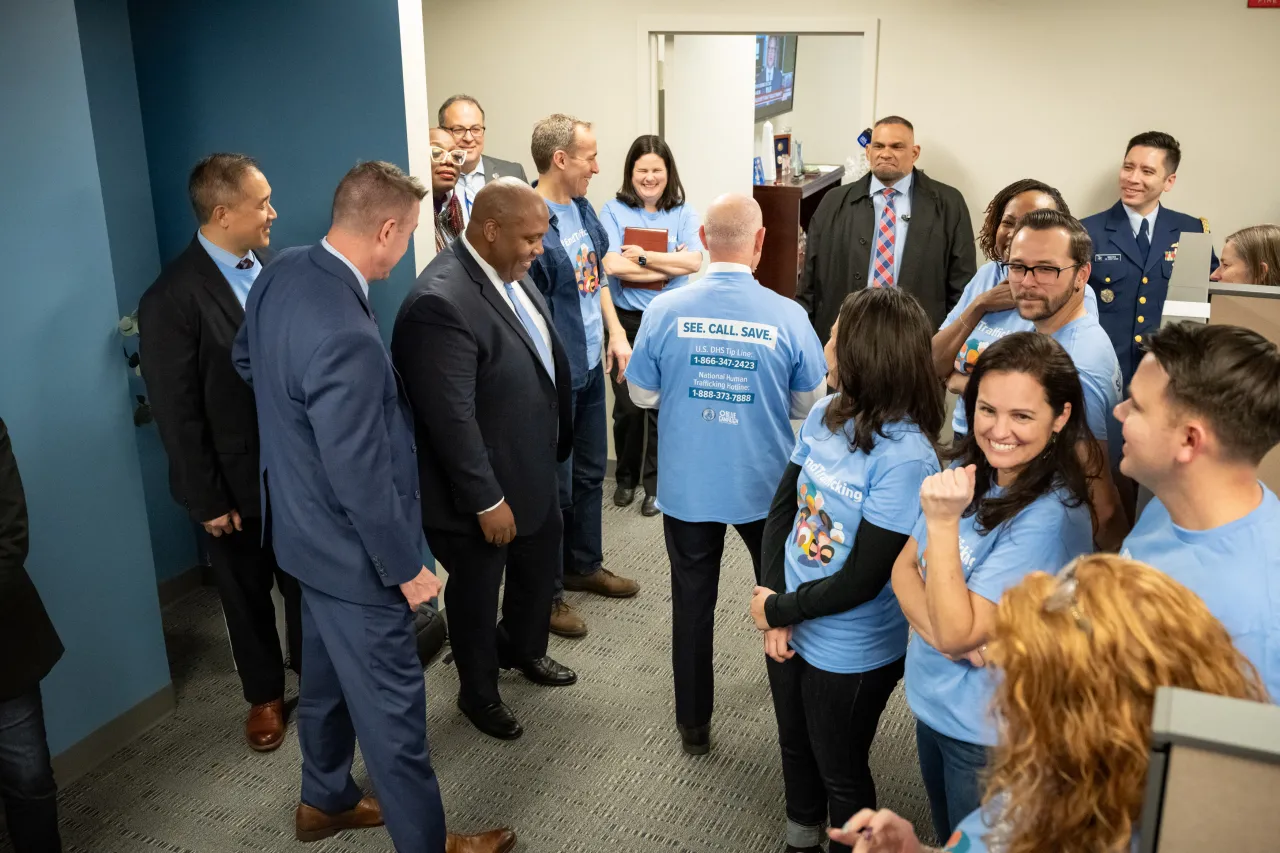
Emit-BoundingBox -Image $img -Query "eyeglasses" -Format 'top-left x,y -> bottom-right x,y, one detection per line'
1006,263 -> 1081,285
430,146 -> 468,166
1043,557 -> 1092,635
444,125 -> 485,140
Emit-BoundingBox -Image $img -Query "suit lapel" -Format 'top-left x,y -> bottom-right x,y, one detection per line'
484,156 -> 501,181
453,243 -> 550,377
1105,202 -> 1145,270
897,171 -> 934,288
187,237 -> 246,325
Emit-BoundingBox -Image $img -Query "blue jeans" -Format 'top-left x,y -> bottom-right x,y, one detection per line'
0,686 -> 61,853
915,718 -> 988,843
554,362 -> 607,598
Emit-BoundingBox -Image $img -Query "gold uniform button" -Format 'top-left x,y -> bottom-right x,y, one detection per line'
1104,277 -> 1111,283
1137,315 -> 1145,323
1135,335 -> 1143,343
1142,276 -> 1149,284
1139,296 -> 1147,305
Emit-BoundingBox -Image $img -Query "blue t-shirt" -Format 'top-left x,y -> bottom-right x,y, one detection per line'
1049,314 -> 1122,444
946,805 -> 1138,852
600,200 -> 703,312
625,266 -> 827,524
1122,486 -> 1280,700
943,261 -> 1099,436
786,397 -> 940,674
545,199 -> 603,369
905,482 -> 1094,745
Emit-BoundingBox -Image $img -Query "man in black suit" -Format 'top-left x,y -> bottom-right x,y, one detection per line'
392,179 -> 576,741
797,116 -> 976,339
0,418 -> 63,853
138,153 -> 301,752
438,94 -> 528,226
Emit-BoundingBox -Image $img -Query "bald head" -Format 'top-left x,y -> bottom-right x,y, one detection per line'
467,177 -> 549,283
700,193 -> 765,266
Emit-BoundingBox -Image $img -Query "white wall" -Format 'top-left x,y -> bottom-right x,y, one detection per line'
753,35 -> 865,171
423,0 -> 1280,244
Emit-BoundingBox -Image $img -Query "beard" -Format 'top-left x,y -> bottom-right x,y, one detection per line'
1017,286 -> 1076,322
872,163 -> 908,183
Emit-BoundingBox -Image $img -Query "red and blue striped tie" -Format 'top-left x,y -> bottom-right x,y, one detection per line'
872,187 -> 898,288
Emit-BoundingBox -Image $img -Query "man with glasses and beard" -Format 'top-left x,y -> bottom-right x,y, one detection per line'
429,128 -> 467,252
1004,209 -> 1129,550
797,116 -> 975,340
439,95 -> 529,225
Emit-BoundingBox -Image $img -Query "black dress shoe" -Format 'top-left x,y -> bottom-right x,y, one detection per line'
613,485 -> 636,507
678,723 -> 710,756
501,655 -> 577,686
458,699 -> 523,740
641,494 -> 660,517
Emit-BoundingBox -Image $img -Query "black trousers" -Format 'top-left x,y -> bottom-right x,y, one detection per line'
429,500 -> 561,707
663,515 -> 765,728
767,652 -> 905,853
205,515 -> 302,705
610,307 -> 658,496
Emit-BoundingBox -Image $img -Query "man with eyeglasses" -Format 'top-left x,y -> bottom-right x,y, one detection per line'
1005,208 -> 1129,550
439,94 -> 529,226
429,127 -> 466,252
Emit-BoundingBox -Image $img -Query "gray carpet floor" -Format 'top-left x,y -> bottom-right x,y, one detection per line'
44,498 -> 934,853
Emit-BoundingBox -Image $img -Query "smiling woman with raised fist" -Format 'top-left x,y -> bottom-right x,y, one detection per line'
890,331 -> 1099,841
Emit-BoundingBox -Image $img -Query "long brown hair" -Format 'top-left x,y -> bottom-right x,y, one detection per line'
823,288 -> 944,453
985,554 -> 1267,853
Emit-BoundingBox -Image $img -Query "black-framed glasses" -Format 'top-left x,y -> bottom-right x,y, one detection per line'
430,146 -> 467,166
1006,262 -> 1081,285
445,125 -> 485,139
1043,557 -> 1092,635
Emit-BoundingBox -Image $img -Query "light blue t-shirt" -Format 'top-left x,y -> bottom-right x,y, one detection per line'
600,200 -> 703,312
1050,314 -> 1122,444
625,265 -> 827,524
1122,486 -> 1280,701
905,482 -> 1094,745
786,397 -> 940,674
943,261 -> 1099,436
545,199 -> 603,369
947,804 -> 1139,852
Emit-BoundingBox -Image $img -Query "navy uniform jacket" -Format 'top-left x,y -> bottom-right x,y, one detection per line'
233,244 -> 426,605
1082,201 -> 1216,386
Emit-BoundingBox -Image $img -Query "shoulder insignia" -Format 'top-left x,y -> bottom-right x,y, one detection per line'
1200,216 -> 1210,233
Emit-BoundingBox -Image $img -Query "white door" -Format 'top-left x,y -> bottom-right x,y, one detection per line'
662,35 -> 756,226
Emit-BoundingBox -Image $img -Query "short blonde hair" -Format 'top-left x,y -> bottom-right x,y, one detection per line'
1224,224 -> 1280,286
531,114 -> 590,175
331,161 -> 426,234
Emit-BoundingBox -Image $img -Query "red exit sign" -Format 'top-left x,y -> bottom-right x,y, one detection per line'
1249,0 -> 1280,7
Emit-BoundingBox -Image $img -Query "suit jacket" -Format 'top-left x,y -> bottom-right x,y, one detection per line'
0,418 -> 63,701
391,240 -> 572,537
138,237 -> 268,521
1082,201 -> 1215,386
233,244 -> 425,605
796,168 -> 976,340
481,155 -> 528,185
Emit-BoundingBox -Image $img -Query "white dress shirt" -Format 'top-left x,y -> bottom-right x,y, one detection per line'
321,237 -> 369,300
865,170 -> 914,287
456,157 -> 487,226
1123,203 -> 1160,241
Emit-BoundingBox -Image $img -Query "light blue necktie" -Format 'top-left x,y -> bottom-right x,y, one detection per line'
503,282 -> 555,382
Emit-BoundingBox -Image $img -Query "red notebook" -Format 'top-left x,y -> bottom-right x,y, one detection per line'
622,227 -> 669,291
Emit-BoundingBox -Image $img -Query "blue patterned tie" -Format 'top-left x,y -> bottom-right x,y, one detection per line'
872,188 -> 898,288
1136,218 -> 1151,265
503,282 -> 554,381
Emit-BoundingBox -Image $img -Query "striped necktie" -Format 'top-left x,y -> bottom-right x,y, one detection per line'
871,187 -> 898,288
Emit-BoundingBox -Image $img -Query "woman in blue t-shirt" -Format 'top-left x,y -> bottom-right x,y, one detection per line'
749,287 -> 945,853
890,331 -> 1100,842
930,180 -> 1095,441
599,135 -> 704,515
829,554 -> 1267,853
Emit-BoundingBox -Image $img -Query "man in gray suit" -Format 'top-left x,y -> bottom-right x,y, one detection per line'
439,95 -> 528,226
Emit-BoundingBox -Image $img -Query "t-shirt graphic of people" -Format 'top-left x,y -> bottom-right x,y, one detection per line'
575,243 -> 600,294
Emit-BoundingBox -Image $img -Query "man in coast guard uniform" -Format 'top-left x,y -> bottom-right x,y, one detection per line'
625,194 -> 827,756
1082,131 -> 1216,387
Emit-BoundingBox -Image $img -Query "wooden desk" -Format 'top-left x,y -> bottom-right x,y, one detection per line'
753,166 -> 846,298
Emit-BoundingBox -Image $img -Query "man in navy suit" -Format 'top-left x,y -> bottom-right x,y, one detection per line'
393,179 -> 576,741
233,161 -> 514,853
1082,131 -> 1217,388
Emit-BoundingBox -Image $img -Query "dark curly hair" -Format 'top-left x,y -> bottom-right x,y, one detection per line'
976,179 -> 1070,262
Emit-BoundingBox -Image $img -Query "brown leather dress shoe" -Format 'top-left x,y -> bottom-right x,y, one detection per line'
446,827 -> 517,853
246,698 -> 285,752
561,567 -> 640,598
549,600 -> 588,638
295,795 -> 384,842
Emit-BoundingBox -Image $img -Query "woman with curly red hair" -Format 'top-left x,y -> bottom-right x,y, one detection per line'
833,553 -> 1268,853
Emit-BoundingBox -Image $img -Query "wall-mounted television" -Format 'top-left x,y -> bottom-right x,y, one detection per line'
754,34 -> 798,122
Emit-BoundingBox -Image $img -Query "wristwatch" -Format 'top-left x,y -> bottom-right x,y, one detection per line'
637,254 -> 648,267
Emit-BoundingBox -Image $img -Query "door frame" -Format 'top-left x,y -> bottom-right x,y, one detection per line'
634,15 -> 881,138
